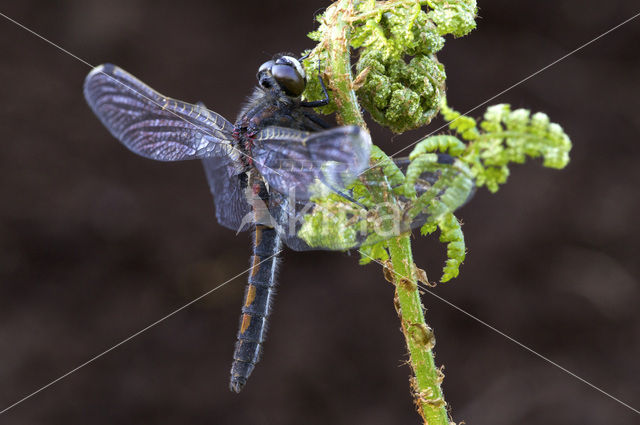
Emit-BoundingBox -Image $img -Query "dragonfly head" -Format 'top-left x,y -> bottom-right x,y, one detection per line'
257,54 -> 307,98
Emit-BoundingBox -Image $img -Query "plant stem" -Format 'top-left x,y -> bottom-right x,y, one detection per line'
318,1 -> 450,423
387,236 -> 449,424
318,0 -> 367,129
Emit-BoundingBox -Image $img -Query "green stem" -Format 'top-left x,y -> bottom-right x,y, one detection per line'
387,236 -> 449,424
318,0 -> 367,128
316,2 -> 450,423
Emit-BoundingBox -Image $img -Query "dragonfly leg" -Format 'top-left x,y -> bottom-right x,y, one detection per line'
300,73 -> 330,108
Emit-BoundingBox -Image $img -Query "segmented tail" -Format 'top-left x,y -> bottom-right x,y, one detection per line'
229,225 -> 281,392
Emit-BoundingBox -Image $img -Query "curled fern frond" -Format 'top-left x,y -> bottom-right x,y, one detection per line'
304,0 -> 477,133
405,156 -> 474,224
425,0 -> 478,37
298,141 -> 474,281
352,1 -> 446,133
421,212 -> 466,282
439,100 -> 480,140
442,103 -> 573,192
409,134 -> 467,157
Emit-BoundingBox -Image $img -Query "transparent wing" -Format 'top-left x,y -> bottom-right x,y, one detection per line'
252,126 -> 371,200
201,157 -> 253,232
84,64 -> 237,161
271,154 -> 475,251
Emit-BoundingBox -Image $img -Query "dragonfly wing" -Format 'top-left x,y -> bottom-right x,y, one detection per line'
264,192 -> 316,251
84,64 -> 237,161
252,126 -> 371,200
201,157 -> 253,232
267,190 -> 370,252
274,154 -> 475,251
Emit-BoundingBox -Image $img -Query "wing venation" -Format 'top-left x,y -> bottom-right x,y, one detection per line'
252,126 -> 372,200
84,64 -> 236,162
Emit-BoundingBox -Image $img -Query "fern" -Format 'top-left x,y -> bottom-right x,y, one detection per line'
440,102 -> 573,192
305,0 -> 477,132
295,1 -> 571,424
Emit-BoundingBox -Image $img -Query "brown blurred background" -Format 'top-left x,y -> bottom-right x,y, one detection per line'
1,1 -> 639,424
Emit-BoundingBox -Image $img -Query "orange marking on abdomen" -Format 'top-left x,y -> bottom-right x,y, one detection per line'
250,256 -> 260,277
240,314 -> 252,334
244,285 -> 257,307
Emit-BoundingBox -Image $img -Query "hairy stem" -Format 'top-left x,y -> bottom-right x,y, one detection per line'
387,236 -> 449,424
319,0 -> 367,128
318,1 -> 450,423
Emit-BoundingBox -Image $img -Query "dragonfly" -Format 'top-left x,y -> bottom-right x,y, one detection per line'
83,53 -> 473,392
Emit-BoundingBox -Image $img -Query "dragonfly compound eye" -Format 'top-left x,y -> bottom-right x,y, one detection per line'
257,60 -> 275,75
257,60 -> 275,88
271,63 -> 306,97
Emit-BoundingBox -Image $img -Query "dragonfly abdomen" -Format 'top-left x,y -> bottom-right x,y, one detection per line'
230,225 -> 281,393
